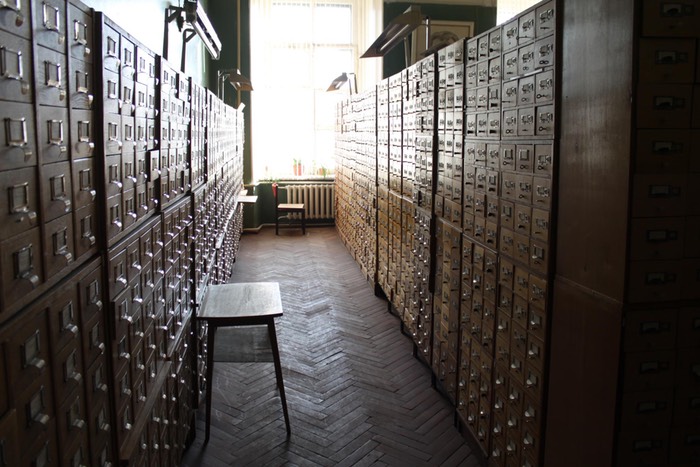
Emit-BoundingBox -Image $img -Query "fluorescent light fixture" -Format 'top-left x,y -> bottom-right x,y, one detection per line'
184,0 -> 222,59
361,8 -> 424,59
326,72 -> 357,94
218,69 -> 254,99
165,0 -> 222,62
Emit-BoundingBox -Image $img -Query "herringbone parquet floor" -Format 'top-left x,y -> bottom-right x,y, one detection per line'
182,226 -> 486,467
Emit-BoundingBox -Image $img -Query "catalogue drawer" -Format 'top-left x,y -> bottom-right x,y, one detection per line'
499,228 -> 515,259
624,308 -> 677,352
43,213 -> 75,279
677,306 -> 700,348
533,177 -> 552,209
502,80 -> 517,108
502,18 -> 518,51
630,217 -> 684,260
536,104 -> 555,137
73,202 -> 96,258
687,173 -> 700,215
495,333 -> 510,370
511,319 -> 528,358
535,34 -> 555,69
121,36 -> 135,81
530,236 -> 549,273
0,29 -> 32,103
518,43 -> 536,76
632,173 -> 686,217
134,118 -> 149,154
675,345 -> 700,386
62,435 -> 90,467
639,38 -> 696,83
628,260 -> 682,302
102,68 -> 120,114
106,192 -> 123,241
123,188 -> 137,230
107,246 -> 127,300
101,22 -> 121,73
621,390 -> 672,430
0,227 -> 43,308
514,232 -> 530,265
104,112 -> 122,155
121,78 -> 135,117
669,426 -> 700,464
518,76 -> 535,107
0,166 -> 39,241
82,315 -> 106,373
69,111 -> 95,160
37,104 -> 69,164
45,284 -> 80,355
624,350 -> 676,391
476,112 -> 488,136
637,129 -> 695,174
0,410 -> 18,466
0,0 -> 30,37
476,85 -> 488,110
525,331 -> 545,372
69,59 -> 95,110
122,116 -> 136,161
519,9 -> 536,45
642,0 -> 700,37
68,2 -> 92,61
115,392 -> 134,452
489,57 -> 501,83
617,430 -> 668,466
0,102 -> 37,172
36,45 -> 68,106
637,84 -> 693,128
513,203 -> 531,237
72,157 -> 97,210
16,380 -> 54,450
136,45 -> 155,85
33,0 -> 66,51
53,342 -> 84,408
518,107 -> 535,136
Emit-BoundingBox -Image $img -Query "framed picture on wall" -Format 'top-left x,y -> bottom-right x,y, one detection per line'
411,20 -> 475,65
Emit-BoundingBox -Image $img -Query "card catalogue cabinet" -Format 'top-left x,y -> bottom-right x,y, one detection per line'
335,0 -> 698,465
0,1 -> 246,465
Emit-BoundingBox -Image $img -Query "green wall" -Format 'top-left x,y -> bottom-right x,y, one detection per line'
207,0 -> 253,186
382,2 -> 497,78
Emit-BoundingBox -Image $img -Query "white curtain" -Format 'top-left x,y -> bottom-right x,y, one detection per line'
250,0 -> 382,180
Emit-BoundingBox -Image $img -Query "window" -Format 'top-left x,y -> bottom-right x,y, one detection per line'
251,0 -> 381,180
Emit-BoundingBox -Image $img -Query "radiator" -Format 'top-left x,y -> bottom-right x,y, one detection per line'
286,184 -> 335,220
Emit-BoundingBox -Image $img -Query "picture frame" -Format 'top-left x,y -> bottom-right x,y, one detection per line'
410,20 -> 475,65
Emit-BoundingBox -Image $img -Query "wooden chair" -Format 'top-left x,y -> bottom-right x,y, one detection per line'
272,183 -> 306,235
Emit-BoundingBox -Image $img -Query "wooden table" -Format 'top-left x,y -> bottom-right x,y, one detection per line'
198,282 -> 291,442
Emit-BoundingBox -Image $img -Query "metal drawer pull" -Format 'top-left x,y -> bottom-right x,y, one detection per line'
28,387 -> 49,426
42,3 -> 64,43
73,20 -> 90,56
47,118 -> 64,145
0,46 -> 29,94
0,0 -> 24,26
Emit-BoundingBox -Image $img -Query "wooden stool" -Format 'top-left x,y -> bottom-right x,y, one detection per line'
197,282 -> 291,442
272,183 -> 306,235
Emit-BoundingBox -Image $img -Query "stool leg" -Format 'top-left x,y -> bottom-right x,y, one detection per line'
267,319 -> 291,436
275,211 -> 279,235
301,210 -> 306,235
204,325 -> 217,444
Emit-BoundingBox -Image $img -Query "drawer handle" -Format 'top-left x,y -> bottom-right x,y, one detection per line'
72,418 -> 86,430
0,0 -> 24,27
19,269 -> 40,288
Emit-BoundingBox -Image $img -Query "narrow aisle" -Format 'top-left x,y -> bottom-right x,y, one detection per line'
183,227 -> 485,466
